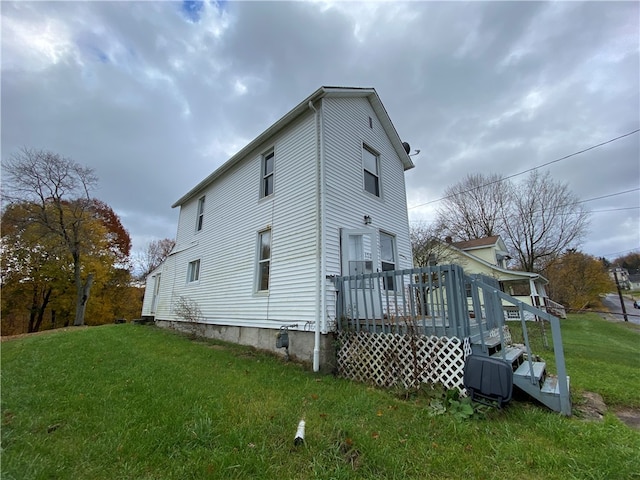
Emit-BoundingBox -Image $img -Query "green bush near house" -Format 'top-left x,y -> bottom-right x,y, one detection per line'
2,316 -> 639,480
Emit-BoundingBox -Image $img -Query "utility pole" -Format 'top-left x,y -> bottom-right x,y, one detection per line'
613,270 -> 629,322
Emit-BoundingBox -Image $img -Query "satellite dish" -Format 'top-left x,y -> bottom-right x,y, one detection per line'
402,142 -> 411,154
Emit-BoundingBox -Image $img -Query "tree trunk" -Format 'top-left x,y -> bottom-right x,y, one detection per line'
74,261 -> 94,327
27,285 -> 52,333
33,288 -> 52,333
28,286 -> 38,333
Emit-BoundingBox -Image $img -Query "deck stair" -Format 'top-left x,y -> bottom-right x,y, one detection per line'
491,344 -> 525,368
473,330 -> 570,414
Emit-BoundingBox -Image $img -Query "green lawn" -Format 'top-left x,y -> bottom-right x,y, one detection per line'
2,316 -> 639,480
508,313 -> 640,408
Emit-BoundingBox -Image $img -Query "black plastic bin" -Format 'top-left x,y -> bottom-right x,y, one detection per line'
463,355 -> 513,408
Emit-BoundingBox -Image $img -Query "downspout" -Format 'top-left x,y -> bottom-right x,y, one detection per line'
319,100 -> 327,333
319,102 -> 327,342
309,100 -> 322,372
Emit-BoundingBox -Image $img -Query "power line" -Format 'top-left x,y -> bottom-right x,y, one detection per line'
408,129 -> 640,210
584,206 -> 639,214
555,206 -> 639,216
575,188 -> 640,204
600,247 -> 640,257
410,187 -> 639,225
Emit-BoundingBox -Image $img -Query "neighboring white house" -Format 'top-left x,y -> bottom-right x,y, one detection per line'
609,267 -> 632,290
141,86 -> 415,371
438,236 -> 567,319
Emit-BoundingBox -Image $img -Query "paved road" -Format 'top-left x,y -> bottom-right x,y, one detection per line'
601,293 -> 640,325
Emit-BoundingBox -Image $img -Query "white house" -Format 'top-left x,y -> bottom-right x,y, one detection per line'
141,86 -> 415,371
609,267 -> 631,290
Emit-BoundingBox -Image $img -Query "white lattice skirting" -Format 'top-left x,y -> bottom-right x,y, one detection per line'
336,331 -> 468,393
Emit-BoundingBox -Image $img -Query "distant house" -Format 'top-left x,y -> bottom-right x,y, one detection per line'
141,86 -> 415,371
436,235 -> 566,318
609,267 -> 631,290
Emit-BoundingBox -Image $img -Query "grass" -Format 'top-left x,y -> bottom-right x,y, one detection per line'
2,317 -> 639,480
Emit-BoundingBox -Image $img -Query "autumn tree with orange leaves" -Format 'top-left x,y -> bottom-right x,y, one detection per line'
544,250 -> 614,311
1,148 -> 140,334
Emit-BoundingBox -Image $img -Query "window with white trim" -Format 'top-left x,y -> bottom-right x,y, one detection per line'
380,232 -> 396,291
362,146 -> 380,197
187,259 -> 201,283
196,196 -> 205,232
257,230 -> 271,291
261,150 -> 274,198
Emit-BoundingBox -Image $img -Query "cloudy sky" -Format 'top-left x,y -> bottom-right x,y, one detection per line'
2,0 -> 639,264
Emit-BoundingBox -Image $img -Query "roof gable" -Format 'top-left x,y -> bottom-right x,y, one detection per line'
172,86 -> 414,208
443,237 -> 547,283
452,236 -> 501,250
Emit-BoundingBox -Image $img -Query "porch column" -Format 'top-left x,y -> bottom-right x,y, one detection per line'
537,282 -> 547,298
529,278 -> 539,307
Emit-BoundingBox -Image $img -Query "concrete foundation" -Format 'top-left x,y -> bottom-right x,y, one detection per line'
155,320 -> 336,374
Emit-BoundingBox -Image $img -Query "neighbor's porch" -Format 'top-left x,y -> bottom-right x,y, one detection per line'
502,277 -> 567,319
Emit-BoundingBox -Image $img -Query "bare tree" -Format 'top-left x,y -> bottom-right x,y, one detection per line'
410,222 -> 461,267
2,148 -> 98,326
503,170 -> 590,273
435,173 -> 509,241
135,238 -> 176,280
434,169 -> 589,274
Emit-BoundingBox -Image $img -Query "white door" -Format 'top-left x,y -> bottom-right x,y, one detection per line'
341,228 -> 382,320
151,274 -> 161,314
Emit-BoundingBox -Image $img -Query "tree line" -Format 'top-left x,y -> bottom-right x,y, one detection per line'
1,148 -> 173,335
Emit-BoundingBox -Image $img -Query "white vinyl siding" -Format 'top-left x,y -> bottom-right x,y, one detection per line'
146,111 -> 318,327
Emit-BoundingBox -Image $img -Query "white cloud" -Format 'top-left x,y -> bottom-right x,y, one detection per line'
3,13 -> 75,71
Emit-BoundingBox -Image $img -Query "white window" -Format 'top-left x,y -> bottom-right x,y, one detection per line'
196,196 -> 205,232
363,146 -> 380,197
257,230 -> 271,291
187,259 -> 200,283
380,232 -> 396,291
261,150 -> 274,198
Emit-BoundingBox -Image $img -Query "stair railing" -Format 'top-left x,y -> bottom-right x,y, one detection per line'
465,277 -> 570,415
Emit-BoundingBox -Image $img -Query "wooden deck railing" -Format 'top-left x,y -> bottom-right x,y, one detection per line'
332,264 -> 570,415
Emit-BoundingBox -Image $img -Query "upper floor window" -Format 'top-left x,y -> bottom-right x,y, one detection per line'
187,259 -> 201,283
196,196 -> 205,232
380,232 -> 396,290
261,150 -> 274,198
257,230 -> 271,291
362,146 -> 380,197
